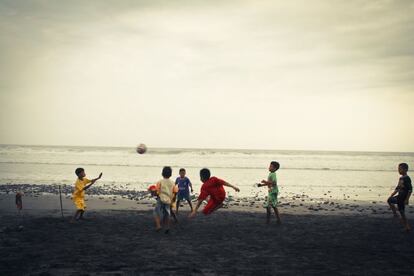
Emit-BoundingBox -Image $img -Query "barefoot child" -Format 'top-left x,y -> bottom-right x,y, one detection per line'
154,166 -> 178,233
149,181 -> 178,224
175,168 -> 194,214
387,163 -> 412,232
71,168 -> 102,222
257,161 -> 281,224
189,168 -> 240,218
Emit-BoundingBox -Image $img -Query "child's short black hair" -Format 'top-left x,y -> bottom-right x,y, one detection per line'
179,168 -> 186,173
270,161 -> 280,171
200,168 -> 211,181
162,166 -> 172,178
399,163 -> 409,170
75,168 -> 84,177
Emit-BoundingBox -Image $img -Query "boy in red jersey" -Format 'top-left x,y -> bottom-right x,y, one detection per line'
189,168 -> 240,218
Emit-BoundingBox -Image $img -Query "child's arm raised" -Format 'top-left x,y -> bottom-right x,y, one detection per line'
223,182 -> 240,192
83,172 -> 103,191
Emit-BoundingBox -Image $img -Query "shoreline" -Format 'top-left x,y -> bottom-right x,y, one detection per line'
1,189 -> 412,218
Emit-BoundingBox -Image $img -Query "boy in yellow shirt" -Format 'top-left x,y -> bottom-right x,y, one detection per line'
154,166 -> 178,233
71,168 -> 102,223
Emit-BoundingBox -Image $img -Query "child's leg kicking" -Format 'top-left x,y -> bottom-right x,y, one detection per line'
202,198 -> 224,215
387,197 -> 399,217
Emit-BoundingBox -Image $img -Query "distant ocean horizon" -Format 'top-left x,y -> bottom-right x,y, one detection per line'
2,143 -> 413,155
1,144 -> 413,201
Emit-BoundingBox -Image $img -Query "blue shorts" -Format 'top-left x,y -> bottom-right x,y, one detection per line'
177,190 -> 190,201
388,196 -> 405,213
153,199 -> 170,220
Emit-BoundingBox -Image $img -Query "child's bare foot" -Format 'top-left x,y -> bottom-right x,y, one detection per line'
155,227 -> 162,232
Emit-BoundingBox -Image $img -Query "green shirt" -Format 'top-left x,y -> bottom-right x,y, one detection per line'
268,172 -> 278,193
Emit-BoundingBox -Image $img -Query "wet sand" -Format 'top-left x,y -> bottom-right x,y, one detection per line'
1,192 -> 414,275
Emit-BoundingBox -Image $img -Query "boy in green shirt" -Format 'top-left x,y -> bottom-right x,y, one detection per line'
258,161 -> 281,224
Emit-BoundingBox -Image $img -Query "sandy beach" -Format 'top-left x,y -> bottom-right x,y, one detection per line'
1,189 -> 414,276
2,0 -> 414,274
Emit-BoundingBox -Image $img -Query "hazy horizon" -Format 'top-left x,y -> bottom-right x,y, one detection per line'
1,0 -> 413,152
2,142 -> 414,155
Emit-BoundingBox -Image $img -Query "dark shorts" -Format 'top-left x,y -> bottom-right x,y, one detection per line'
388,196 -> 405,212
177,190 -> 190,201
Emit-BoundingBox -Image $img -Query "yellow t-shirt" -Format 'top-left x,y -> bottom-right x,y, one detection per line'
156,179 -> 178,205
72,177 -> 91,201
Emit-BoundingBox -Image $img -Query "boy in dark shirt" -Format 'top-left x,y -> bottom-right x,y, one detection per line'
387,163 -> 412,232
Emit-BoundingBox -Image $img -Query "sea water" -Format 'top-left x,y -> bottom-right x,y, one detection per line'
0,145 -> 413,201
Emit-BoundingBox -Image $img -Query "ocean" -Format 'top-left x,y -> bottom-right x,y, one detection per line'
1,144 -> 413,201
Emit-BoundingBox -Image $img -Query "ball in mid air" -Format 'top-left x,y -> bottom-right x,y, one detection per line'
136,143 -> 147,154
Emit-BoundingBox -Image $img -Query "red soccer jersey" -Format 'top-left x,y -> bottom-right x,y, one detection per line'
198,176 -> 226,202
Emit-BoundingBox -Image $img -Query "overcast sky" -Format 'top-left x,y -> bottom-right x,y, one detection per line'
0,0 -> 413,152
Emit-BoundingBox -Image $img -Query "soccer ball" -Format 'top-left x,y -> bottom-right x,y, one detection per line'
136,143 -> 147,154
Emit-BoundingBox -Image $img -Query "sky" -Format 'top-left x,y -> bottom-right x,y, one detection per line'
0,0 -> 413,152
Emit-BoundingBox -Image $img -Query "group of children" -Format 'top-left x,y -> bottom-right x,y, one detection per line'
69,162 -> 282,229
148,166 -> 241,233
68,161 -> 412,232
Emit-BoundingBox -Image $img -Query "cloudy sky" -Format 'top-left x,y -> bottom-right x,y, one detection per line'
0,0 -> 413,152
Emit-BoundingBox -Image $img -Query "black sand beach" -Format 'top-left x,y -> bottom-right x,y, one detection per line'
1,192 -> 414,275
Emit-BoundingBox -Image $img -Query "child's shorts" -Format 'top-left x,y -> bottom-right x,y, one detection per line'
73,198 -> 86,211
203,197 -> 224,215
154,199 -> 171,220
263,191 -> 278,208
177,190 -> 191,201
388,196 -> 406,213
